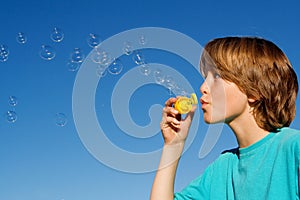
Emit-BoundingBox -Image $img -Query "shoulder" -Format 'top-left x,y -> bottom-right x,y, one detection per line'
276,127 -> 300,143
276,127 -> 300,157
209,147 -> 239,167
278,127 -> 300,134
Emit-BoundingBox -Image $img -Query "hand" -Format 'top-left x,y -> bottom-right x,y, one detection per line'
160,97 -> 196,145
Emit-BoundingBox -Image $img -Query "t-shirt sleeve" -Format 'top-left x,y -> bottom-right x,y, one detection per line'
297,137 -> 300,198
291,131 -> 300,198
298,157 -> 300,198
174,164 -> 213,200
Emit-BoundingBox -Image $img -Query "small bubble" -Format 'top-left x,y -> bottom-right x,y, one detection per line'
0,54 -> 8,62
67,60 -> 80,72
87,33 -> 101,48
0,44 -> 9,56
96,65 -> 108,77
140,63 -> 151,76
55,113 -> 67,127
173,84 -> 187,96
123,41 -> 133,55
39,45 -> 56,60
132,50 -> 145,65
5,110 -> 17,123
91,48 -> 112,66
70,48 -> 85,63
8,96 -> 18,106
164,75 -> 176,90
108,58 -> 123,75
50,27 -> 64,42
16,32 -> 27,44
139,35 -> 147,45
164,75 -> 176,95
153,69 -> 165,84
0,44 -> 9,62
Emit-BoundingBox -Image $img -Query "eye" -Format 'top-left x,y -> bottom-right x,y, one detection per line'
214,73 -> 221,79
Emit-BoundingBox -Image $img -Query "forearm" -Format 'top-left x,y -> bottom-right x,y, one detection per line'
150,142 -> 185,200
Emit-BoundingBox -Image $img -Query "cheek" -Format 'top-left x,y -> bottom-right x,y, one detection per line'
211,83 -> 247,116
211,85 -> 227,110
209,86 -> 228,119
224,86 -> 248,115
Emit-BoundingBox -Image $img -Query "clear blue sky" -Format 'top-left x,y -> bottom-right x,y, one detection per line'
0,0 -> 300,199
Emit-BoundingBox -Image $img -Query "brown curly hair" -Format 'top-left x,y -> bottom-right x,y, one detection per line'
200,37 -> 298,132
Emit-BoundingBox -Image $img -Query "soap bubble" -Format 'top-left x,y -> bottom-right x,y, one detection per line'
164,75 -> 175,89
164,75 -> 176,95
123,41 -> 133,55
8,96 -> 18,106
139,63 -> 151,76
67,60 -> 80,72
5,110 -> 17,123
96,65 -> 108,77
87,33 -> 101,48
153,69 -> 165,84
0,45 -> 9,62
16,32 -> 27,44
0,54 -> 8,62
50,27 -> 64,42
173,84 -> 187,96
108,58 -> 123,75
39,45 -> 56,60
91,48 -> 112,66
132,50 -> 145,65
70,48 -> 85,63
55,112 -> 67,127
0,44 -> 9,56
138,35 -> 147,45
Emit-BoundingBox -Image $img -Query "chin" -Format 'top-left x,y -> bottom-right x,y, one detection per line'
203,114 -> 225,124
203,117 -> 216,124
204,120 -> 221,124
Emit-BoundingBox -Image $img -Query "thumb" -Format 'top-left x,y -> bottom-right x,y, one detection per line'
184,105 -> 197,123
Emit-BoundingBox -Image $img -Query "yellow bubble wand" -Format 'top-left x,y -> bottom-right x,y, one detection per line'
174,93 -> 198,114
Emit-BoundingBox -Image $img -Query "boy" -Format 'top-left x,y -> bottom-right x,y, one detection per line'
150,37 -> 300,199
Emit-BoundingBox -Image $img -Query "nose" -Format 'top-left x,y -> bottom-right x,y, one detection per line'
200,80 -> 208,95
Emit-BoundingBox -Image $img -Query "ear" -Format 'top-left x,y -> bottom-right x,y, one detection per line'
248,97 -> 256,103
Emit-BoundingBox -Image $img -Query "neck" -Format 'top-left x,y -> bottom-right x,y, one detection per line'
227,113 -> 269,148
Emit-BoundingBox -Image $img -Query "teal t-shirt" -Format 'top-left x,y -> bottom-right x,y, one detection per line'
174,127 -> 300,200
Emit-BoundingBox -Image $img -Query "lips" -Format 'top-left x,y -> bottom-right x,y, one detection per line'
200,98 -> 208,104
200,98 -> 209,109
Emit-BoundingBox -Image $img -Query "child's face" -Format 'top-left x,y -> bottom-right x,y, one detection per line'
200,71 -> 250,124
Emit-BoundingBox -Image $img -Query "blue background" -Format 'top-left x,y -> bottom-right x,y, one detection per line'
0,0 -> 299,199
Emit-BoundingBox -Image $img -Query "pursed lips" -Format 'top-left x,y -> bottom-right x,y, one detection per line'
200,98 -> 209,110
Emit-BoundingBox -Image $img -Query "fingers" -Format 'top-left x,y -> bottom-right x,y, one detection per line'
162,97 -> 179,118
166,115 -> 180,126
184,105 -> 197,123
161,107 -> 181,126
164,97 -> 177,107
162,105 -> 179,117
161,97 -> 181,129
160,97 -> 195,144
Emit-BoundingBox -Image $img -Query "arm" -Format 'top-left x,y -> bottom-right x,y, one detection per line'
150,97 -> 196,200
